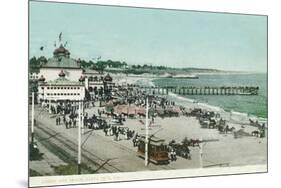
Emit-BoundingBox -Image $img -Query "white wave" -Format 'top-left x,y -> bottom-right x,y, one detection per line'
167,92 -> 267,123
197,102 -> 222,112
230,110 -> 249,117
136,78 -> 155,87
168,92 -> 195,103
168,92 -> 222,111
248,114 -> 268,124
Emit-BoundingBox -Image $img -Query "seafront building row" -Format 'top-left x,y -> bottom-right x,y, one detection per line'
30,45 -> 114,103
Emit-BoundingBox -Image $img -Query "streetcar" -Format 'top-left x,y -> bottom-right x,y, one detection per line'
137,135 -> 169,164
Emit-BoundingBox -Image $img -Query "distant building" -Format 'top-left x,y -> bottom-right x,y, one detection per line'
104,65 -> 128,71
82,69 -> 104,91
39,45 -> 82,82
29,72 -> 39,81
103,73 -> 114,90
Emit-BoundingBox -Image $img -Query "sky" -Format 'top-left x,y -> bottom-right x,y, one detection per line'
29,1 -> 267,72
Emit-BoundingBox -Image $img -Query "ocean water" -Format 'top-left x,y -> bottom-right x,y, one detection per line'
153,74 -> 267,119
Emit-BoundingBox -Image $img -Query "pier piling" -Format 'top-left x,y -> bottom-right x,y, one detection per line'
129,85 -> 259,96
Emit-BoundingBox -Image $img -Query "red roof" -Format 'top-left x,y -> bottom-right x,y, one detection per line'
114,104 -> 139,115
128,106 -> 137,115
136,107 -> 145,115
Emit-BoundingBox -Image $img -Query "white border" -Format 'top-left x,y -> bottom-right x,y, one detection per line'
2,0 -> 280,188
30,165 -> 267,187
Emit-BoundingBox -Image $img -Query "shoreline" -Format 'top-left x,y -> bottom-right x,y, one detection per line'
112,73 -> 267,126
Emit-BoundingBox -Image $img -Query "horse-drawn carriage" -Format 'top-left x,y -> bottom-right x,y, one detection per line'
199,117 -> 218,129
137,136 -> 169,164
168,140 -> 191,159
251,129 -> 266,138
85,117 -> 108,130
189,108 -> 202,117
218,124 -> 235,134
168,138 -> 194,159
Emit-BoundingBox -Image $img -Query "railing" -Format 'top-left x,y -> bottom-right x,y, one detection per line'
127,85 -> 259,96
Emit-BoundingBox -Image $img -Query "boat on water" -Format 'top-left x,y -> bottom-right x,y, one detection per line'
172,74 -> 199,79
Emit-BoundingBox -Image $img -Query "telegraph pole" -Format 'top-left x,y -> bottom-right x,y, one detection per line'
31,92 -> 35,144
145,97 -> 149,166
81,100 -> 84,135
49,99 -> 51,114
199,138 -> 203,168
78,100 -> 81,174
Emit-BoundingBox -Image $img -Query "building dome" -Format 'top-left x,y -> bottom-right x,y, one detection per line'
104,74 -> 112,82
53,45 -> 70,57
59,70 -> 65,77
38,75 -> 45,82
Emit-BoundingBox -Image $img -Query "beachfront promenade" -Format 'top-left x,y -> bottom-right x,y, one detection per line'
30,105 -> 201,176
30,100 -> 267,176
128,85 -> 259,95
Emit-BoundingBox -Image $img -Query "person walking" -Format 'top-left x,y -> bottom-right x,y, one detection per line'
65,121 -> 69,129
104,127 -> 107,136
69,120 -> 72,128
173,150 -> 177,161
116,130 -> 119,141
170,150 -> 173,161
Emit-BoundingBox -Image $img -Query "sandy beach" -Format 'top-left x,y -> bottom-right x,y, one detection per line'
85,104 -> 267,168
83,73 -> 267,168
111,73 -> 267,124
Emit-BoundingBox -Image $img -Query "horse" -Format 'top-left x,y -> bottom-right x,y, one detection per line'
251,130 -> 261,137
189,139 -> 200,147
225,126 -> 236,134
175,144 -> 191,159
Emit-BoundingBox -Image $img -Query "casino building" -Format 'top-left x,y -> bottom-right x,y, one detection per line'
36,45 -> 114,103
38,70 -> 85,102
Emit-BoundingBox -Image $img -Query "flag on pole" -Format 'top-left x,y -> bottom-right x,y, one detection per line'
59,32 -> 62,42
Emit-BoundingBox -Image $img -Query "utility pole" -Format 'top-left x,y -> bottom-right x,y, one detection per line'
49,99 -> 51,114
199,138 -> 203,168
78,100 -> 81,174
81,100 -> 84,135
31,92 -> 35,145
145,97 -> 149,166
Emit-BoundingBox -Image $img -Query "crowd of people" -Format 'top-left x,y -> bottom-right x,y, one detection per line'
103,125 -> 135,141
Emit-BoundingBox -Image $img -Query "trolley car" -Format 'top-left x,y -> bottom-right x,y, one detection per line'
137,135 -> 169,164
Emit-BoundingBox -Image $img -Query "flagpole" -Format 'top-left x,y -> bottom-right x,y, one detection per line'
145,97 -> 149,166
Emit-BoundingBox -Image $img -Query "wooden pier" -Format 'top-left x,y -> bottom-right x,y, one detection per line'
128,85 -> 259,96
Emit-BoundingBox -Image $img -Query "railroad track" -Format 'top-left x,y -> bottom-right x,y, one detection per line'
34,121 -> 122,174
